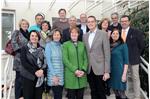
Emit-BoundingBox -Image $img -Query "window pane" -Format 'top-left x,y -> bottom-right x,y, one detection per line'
2,13 -> 14,49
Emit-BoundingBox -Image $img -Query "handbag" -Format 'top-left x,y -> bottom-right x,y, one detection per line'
5,39 -> 16,56
5,30 -> 20,56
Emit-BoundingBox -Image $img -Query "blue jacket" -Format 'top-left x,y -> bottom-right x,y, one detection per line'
45,41 -> 64,86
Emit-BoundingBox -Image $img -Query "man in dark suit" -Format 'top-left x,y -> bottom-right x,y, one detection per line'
77,13 -> 89,34
62,16 -> 83,43
120,15 -> 145,99
83,16 -> 110,99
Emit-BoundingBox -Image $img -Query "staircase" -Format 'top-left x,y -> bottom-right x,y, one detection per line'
1,52 -> 149,99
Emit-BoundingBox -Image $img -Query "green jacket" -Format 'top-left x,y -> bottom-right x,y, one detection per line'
62,41 -> 88,89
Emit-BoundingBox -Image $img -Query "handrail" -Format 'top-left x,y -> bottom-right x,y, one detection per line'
140,56 -> 149,68
140,63 -> 148,74
3,56 -> 10,99
140,56 -> 149,99
3,55 -> 15,99
140,88 -> 148,99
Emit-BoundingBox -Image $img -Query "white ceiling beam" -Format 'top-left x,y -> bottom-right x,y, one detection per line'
85,0 -> 103,13
4,0 -> 7,7
28,0 -> 31,9
101,0 -> 127,14
68,0 -> 80,12
49,0 -> 56,10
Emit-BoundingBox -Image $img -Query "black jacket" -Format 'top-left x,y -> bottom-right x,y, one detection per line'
20,45 -> 46,81
62,27 -> 83,43
77,24 -> 89,33
126,27 -> 145,65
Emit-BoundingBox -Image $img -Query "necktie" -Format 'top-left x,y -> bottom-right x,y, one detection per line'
121,30 -> 126,42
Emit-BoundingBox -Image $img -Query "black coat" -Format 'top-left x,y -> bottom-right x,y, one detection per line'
62,27 -> 83,43
77,24 -> 90,33
126,27 -> 145,65
20,45 -> 46,81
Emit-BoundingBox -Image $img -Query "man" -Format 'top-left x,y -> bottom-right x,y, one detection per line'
77,13 -> 89,34
83,16 -> 110,99
28,13 -> 45,32
62,16 -> 83,43
120,15 -> 145,99
52,8 -> 69,31
110,12 -> 122,31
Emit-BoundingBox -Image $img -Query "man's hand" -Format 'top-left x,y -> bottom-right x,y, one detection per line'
103,73 -> 110,81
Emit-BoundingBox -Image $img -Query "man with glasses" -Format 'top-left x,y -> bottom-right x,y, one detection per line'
77,13 -> 89,34
120,15 -> 145,99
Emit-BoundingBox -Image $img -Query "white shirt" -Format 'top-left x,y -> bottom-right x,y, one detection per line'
81,24 -> 87,34
122,26 -> 130,37
88,28 -> 97,48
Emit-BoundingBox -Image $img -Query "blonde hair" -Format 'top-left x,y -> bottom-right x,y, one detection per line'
18,19 -> 29,28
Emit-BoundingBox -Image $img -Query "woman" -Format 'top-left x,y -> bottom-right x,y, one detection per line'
20,30 -> 46,99
109,29 -> 129,99
45,29 -> 64,99
40,20 -> 52,48
11,19 -> 29,99
98,18 -> 111,39
62,27 -> 88,99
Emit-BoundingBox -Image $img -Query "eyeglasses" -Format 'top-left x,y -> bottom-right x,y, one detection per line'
121,20 -> 129,23
111,17 -> 118,19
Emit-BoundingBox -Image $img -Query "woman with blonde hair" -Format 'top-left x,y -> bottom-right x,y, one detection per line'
11,19 -> 29,99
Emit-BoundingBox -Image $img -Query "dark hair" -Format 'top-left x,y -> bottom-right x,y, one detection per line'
58,8 -> 66,14
110,28 -> 124,44
40,20 -> 51,30
88,16 -> 96,22
98,18 -> 110,30
69,27 -> 80,35
35,13 -> 45,19
121,15 -> 130,21
28,30 -> 41,41
51,29 -> 62,42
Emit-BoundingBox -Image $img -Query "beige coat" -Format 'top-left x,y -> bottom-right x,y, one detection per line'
83,29 -> 110,75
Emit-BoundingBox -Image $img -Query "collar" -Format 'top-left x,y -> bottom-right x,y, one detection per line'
89,28 -> 97,34
122,26 -> 130,32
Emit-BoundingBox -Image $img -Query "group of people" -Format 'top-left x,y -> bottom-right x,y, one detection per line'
11,8 -> 145,99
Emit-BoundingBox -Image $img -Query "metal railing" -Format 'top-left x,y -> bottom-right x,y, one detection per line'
2,54 -> 149,99
3,55 -> 15,99
140,57 -> 149,99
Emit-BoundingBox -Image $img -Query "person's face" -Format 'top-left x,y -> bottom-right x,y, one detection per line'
121,17 -> 130,29
69,17 -> 76,27
87,17 -> 97,31
42,23 -> 49,32
35,15 -> 44,25
111,30 -> 119,42
21,21 -> 29,31
111,14 -> 118,24
30,32 -> 39,44
80,14 -> 87,23
101,20 -> 109,30
59,10 -> 66,19
70,29 -> 79,42
53,31 -> 61,42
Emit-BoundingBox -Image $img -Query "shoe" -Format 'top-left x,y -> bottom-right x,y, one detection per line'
116,96 -> 121,99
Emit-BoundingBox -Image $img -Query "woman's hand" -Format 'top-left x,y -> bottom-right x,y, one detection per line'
35,69 -> 44,77
122,74 -> 127,82
52,76 -> 60,86
75,70 -> 85,77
